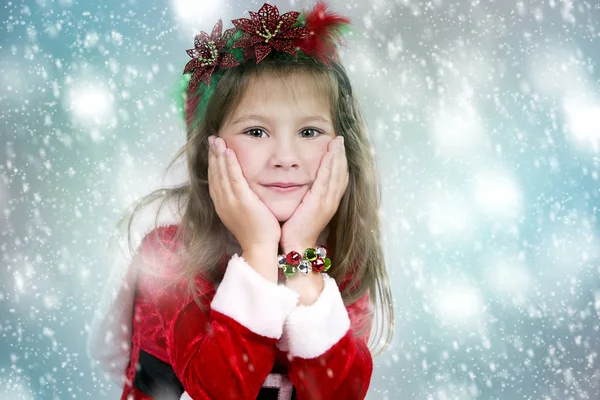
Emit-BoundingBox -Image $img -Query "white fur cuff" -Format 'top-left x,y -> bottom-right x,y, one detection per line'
278,273 -> 351,359
211,254 -> 299,339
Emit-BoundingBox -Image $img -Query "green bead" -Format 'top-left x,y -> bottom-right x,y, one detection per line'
304,247 -> 317,261
283,264 -> 297,278
322,257 -> 331,272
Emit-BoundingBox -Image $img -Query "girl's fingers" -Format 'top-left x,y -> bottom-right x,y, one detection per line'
208,136 -> 230,201
330,137 -> 343,187
214,137 -> 233,200
333,137 -> 348,198
323,137 -> 342,201
211,135 -> 249,204
207,136 -> 221,199
224,147 -> 248,199
313,144 -> 335,197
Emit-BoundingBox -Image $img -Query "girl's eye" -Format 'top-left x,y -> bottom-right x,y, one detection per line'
243,128 -> 267,138
300,128 -> 322,138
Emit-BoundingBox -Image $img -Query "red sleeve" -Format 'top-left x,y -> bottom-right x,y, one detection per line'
279,275 -> 374,400
137,227 -> 300,400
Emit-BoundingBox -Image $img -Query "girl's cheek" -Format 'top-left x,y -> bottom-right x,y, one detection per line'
230,144 -> 253,176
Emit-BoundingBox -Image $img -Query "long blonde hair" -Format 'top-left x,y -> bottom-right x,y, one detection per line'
118,56 -> 394,356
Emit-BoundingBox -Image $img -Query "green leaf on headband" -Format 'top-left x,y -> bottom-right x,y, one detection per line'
172,73 -> 191,125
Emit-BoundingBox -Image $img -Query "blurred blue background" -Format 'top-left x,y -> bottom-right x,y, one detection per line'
1,0 -> 600,398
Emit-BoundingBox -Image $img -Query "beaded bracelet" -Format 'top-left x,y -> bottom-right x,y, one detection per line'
277,245 -> 331,278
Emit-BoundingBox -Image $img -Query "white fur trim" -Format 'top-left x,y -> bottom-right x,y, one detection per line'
276,274 -> 350,359
87,194 -> 186,383
211,254 -> 299,339
180,392 -> 192,400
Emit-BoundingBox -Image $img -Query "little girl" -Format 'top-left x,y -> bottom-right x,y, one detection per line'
88,2 -> 394,399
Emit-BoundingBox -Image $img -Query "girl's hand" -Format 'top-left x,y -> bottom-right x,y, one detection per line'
280,136 -> 349,251
207,135 -> 281,253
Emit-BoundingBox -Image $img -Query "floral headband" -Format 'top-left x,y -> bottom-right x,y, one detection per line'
179,2 -> 352,129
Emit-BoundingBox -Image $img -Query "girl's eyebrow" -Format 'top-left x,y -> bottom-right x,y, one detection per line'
230,113 -> 332,126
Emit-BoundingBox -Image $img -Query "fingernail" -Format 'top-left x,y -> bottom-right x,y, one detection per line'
338,137 -> 344,149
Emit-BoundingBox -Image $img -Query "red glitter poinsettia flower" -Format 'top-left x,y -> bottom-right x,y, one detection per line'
183,19 -> 239,94
232,3 -> 308,63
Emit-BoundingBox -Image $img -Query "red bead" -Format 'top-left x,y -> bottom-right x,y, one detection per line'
311,257 -> 325,272
286,251 -> 301,266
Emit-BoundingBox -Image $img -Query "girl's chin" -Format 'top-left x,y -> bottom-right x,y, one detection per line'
273,210 -> 294,223
267,203 -> 299,223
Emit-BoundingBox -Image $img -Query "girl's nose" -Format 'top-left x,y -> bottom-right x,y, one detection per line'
271,135 -> 301,168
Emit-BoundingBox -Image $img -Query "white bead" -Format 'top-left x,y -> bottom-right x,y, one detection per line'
316,246 -> 327,258
298,260 -> 312,275
277,254 -> 287,268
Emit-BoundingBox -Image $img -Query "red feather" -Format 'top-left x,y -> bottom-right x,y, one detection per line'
298,1 -> 351,64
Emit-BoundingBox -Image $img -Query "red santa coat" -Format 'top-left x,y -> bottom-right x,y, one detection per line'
87,196 -> 373,399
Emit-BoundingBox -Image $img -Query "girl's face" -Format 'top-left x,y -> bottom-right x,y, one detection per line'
219,73 -> 336,222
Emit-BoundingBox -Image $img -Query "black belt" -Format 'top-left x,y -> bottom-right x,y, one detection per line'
134,349 -> 297,399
